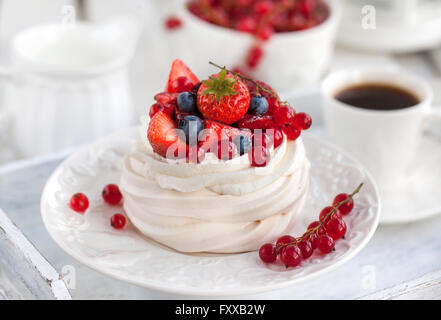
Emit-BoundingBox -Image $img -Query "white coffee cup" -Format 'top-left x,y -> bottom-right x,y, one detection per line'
322,68 -> 441,191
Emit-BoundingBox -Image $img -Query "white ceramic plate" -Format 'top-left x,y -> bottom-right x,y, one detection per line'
41,128 -> 380,296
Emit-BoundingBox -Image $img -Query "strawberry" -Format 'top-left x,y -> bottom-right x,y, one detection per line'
147,112 -> 187,159
197,69 -> 250,125
237,114 -> 277,130
200,120 -> 251,151
166,59 -> 199,93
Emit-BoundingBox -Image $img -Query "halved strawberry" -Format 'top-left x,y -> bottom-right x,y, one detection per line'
237,114 -> 276,130
200,120 -> 251,151
147,112 -> 187,159
166,59 -> 199,93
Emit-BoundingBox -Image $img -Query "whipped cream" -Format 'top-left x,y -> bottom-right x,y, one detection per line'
120,115 -> 310,253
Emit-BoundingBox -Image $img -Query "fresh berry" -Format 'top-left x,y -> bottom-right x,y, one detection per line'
305,231 -> 318,249
69,193 -> 89,213
237,16 -> 257,32
272,128 -> 284,148
237,114 -> 276,130
177,92 -> 197,113
276,235 -> 295,247
197,69 -> 250,124
154,92 -> 179,105
307,221 -> 320,230
255,0 -> 274,14
259,243 -> 277,263
110,213 -> 126,230
252,131 -> 273,149
178,115 -> 204,146
201,120 -> 250,151
165,16 -> 182,30
333,193 -> 354,215
166,59 -> 199,93
325,218 -> 347,240
245,80 -> 280,115
249,96 -> 269,115
319,206 -> 342,222
247,45 -> 264,69
256,25 -> 274,41
298,239 -> 314,259
148,112 -> 187,159
149,103 -> 172,118
274,105 -> 295,127
170,76 -> 195,93
187,145 -> 206,164
283,125 -> 301,140
249,146 -> 269,167
317,235 -> 335,254
279,244 -> 302,267
102,184 -> 122,206
293,112 -> 312,130
233,135 -> 252,156
216,140 -> 237,160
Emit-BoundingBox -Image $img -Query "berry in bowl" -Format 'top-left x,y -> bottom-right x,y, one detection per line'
164,0 -> 341,92
119,59 -> 313,253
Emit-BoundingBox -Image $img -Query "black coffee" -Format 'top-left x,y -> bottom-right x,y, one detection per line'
334,83 -> 420,110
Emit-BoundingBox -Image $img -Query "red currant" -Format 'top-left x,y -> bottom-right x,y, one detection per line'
325,218 -> 347,240
102,184 -> 123,206
307,220 -> 320,230
247,45 -> 264,69
165,16 -> 182,30
69,193 -> 89,213
272,128 -> 284,148
317,235 -> 335,254
249,146 -> 270,167
283,125 -> 301,141
255,1 -> 274,14
110,213 -> 126,230
170,76 -> 194,93
259,243 -> 277,263
319,206 -> 342,222
273,105 -> 295,127
298,239 -> 314,259
256,25 -> 274,41
305,231 -> 318,249
237,16 -> 257,32
280,244 -> 302,267
149,103 -> 164,118
293,112 -> 312,130
276,235 -> 295,247
333,193 -> 354,215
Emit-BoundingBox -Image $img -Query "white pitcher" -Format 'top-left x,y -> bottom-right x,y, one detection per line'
0,17 -> 140,158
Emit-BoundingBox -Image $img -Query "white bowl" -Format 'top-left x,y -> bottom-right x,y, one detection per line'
167,0 -> 341,92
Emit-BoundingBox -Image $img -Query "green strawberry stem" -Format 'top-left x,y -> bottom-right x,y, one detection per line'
201,68 -> 239,102
208,61 -> 291,109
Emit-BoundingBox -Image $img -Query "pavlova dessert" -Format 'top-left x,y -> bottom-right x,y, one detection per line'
120,59 -> 312,253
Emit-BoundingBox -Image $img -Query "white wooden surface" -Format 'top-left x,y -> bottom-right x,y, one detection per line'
0,1 -> 440,300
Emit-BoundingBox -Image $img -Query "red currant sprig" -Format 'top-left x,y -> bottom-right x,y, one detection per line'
259,183 -> 364,268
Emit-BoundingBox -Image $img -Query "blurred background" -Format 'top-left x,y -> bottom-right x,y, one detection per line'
0,0 -> 441,165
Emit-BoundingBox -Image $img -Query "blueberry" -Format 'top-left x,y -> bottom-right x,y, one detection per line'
249,96 -> 268,115
233,135 -> 252,156
177,92 -> 197,113
178,115 -> 204,145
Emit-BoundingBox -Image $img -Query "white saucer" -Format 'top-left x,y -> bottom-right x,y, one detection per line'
284,89 -> 441,225
41,128 -> 380,296
379,134 -> 441,224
